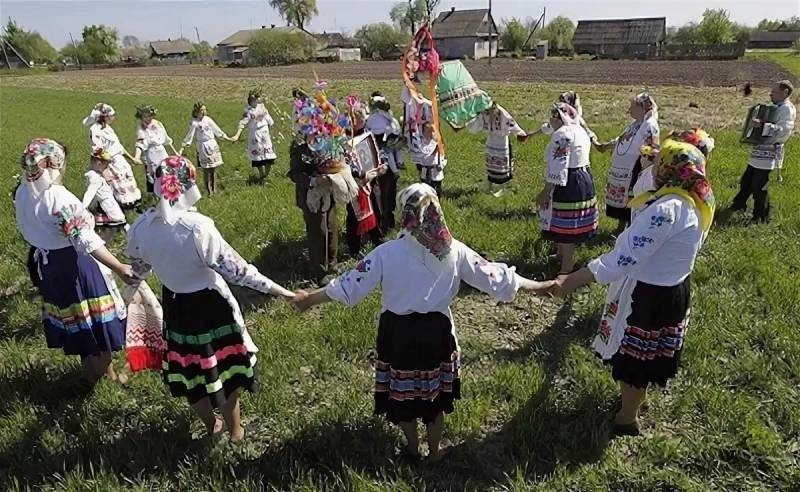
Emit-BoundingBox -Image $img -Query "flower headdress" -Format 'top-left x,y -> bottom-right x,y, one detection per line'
192,102 -> 205,119
154,155 -> 201,225
135,105 -> 157,120
293,74 -> 353,173
90,147 -> 113,162
83,103 -> 115,127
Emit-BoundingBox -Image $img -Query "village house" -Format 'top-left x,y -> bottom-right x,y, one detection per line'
431,8 -> 499,60
216,26 -> 307,64
313,32 -> 361,62
149,39 -> 193,61
748,31 -> 800,50
572,17 -> 666,59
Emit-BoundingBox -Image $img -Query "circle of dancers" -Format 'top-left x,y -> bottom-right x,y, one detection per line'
12,71 -> 795,457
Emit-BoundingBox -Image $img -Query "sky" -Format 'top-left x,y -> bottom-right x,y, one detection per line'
1,0 -> 799,48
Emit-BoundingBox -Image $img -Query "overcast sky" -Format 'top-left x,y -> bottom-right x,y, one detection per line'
2,0 -> 799,48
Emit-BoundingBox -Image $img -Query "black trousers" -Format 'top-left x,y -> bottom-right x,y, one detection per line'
377,172 -> 399,234
732,165 -> 771,221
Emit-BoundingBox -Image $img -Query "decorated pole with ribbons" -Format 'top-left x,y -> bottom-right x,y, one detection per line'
401,23 -> 444,154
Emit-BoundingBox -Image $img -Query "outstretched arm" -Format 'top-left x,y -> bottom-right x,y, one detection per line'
291,288 -> 331,311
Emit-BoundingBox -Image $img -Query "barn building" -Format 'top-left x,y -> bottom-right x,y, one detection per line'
748,31 -> 800,50
572,17 -> 666,59
432,8 -> 499,60
150,39 -> 193,61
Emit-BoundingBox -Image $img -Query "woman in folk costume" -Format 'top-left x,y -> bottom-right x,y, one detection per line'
126,155 -> 295,441
179,102 -> 233,196
596,93 -> 660,231
83,103 -> 143,211
292,183 -> 553,460
537,103 -> 599,275
345,94 -> 386,259
231,89 -> 277,183
83,149 -> 165,373
14,138 -> 135,389
466,102 -> 529,196
535,91 -> 599,145
132,105 -> 177,195
553,139 -> 714,436
367,91 -> 404,233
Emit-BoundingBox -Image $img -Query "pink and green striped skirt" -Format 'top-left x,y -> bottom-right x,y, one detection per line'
161,286 -> 257,407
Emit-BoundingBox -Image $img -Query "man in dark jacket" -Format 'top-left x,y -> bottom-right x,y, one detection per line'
287,137 -> 339,283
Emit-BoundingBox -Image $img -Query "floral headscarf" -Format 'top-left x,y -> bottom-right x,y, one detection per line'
135,105 -> 157,120
398,183 -> 453,260
559,91 -> 583,117
551,102 -> 579,126
154,155 -> 201,225
630,140 -> 714,233
667,128 -> 715,158
634,92 -> 658,121
83,103 -> 116,127
20,138 -> 66,189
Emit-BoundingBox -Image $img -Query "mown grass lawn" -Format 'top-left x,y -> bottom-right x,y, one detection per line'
0,77 -> 798,491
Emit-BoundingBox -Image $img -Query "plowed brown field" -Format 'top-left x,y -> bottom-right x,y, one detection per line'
51,58 -> 795,87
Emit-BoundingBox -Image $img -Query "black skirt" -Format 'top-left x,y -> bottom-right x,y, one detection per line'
162,286 -> 257,407
251,158 -> 275,169
611,277 -> 691,389
374,311 -> 461,424
541,167 -> 599,244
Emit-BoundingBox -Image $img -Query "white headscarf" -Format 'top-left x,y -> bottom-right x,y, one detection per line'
83,103 -> 116,127
19,138 -> 67,195
635,92 -> 658,121
560,91 -> 583,117
154,155 -> 202,225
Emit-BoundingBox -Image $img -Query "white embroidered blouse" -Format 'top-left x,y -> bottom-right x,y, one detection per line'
182,116 -> 226,147
588,195 -> 704,287
82,170 -> 126,224
325,238 -> 522,321
544,124 -> 592,186
89,123 -> 125,157
15,184 -> 105,255
126,211 -> 274,295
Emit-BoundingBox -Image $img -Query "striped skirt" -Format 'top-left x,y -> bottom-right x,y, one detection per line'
374,311 -> 461,424
161,286 -> 257,407
611,278 -> 691,389
30,246 -> 126,356
541,167 -> 599,244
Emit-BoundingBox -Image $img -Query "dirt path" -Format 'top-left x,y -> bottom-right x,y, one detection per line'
50,59 -> 794,87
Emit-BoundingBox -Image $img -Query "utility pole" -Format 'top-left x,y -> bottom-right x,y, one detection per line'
488,0 -> 493,65
69,32 -> 81,68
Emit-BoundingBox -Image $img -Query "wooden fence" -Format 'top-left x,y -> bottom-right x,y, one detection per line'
661,42 -> 746,61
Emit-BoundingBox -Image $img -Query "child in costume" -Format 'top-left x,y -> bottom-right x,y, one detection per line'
232,89 -> 277,183
133,105 -> 177,195
413,122 -> 447,197
179,102 -> 234,195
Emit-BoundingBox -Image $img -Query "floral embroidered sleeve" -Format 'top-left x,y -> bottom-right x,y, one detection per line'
325,249 -> 382,307
457,243 -> 521,303
194,224 -> 275,294
545,129 -> 572,186
588,198 -> 679,284
643,120 -> 660,147
503,112 -> 524,136
53,193 -> 104,255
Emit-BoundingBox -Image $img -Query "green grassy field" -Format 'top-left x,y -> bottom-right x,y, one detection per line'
0,76 -> 799,491
745,50 -> 800,78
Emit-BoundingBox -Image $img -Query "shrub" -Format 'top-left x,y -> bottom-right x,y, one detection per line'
248,30 -> 317,66
355,23 -> 409,60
